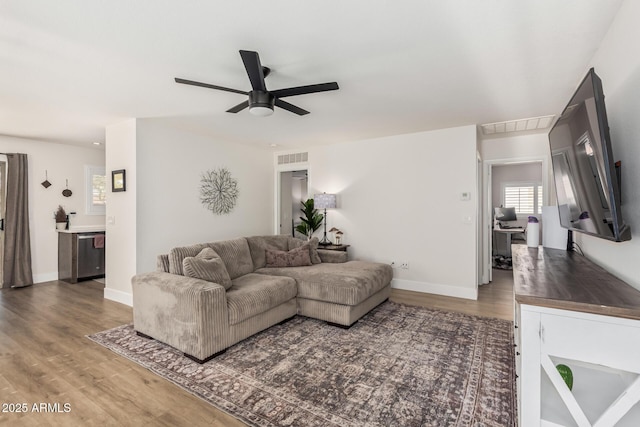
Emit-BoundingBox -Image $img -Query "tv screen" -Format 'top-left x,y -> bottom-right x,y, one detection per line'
548,68 -> 631,242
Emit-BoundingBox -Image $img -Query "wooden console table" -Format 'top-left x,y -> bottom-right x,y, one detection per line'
513,245 -> 640,426
319,244 -> 350,252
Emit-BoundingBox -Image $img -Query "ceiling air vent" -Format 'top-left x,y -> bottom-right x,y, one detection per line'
278,152 -> 308,165
481,115 -> 555,136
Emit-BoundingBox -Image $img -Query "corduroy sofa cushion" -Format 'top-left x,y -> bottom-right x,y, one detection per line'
246,235 -> 291,269
169,243 -> 208,275
209,238 -> 255,279
255,261 -> 393,306
265,244 -> 313,268
183,248 -> 233,290
288,237 -> 322,264
226,273 -> 297,325
156,254 -> 170,272
168,238 -> 254,279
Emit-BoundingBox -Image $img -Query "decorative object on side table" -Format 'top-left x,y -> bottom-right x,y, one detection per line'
54,205 -> 67,230
112,169 -> 126,192
295,199 -> 324,240
313,192 -> 336,246
200,167 -> 239,215
329,227 -> 344,245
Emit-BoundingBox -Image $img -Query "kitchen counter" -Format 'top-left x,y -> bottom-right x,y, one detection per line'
57,226 -> 106,234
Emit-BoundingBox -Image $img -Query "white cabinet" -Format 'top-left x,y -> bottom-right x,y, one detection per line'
512,246 -> 640,427
517,304 -> 640,426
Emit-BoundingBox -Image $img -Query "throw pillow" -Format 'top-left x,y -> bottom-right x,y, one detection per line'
289,237 -> 322,264
246,236 -> 290,269
265,244 -> 313,268
183,247 -> 233,290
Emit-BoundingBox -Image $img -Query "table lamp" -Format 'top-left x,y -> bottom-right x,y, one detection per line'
314,193 -> 337,246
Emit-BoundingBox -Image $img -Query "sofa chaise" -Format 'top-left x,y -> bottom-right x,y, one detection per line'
132,235 -> 392,363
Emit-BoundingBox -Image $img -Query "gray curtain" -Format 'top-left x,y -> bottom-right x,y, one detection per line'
3,153 -> 33,288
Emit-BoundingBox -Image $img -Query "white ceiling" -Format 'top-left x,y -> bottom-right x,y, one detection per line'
0,0 -> 624,150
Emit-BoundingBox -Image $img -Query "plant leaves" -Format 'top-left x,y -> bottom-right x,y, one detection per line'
295,198 -> 324,237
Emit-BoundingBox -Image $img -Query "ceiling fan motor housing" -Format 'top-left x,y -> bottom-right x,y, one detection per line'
249,91 -> 275,109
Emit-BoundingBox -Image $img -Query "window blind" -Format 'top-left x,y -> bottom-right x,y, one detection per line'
503,183 -> 542,214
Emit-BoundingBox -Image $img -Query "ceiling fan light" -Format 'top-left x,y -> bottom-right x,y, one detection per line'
249,106 -> 274,117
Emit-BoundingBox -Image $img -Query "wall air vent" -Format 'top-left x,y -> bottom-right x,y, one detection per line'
481,115 -> 555,136
277,152 -> 308,165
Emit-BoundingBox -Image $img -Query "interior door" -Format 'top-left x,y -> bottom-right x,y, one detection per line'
279,171 -> 293,235
279,170 -> 308,237
0,160 -> 6,285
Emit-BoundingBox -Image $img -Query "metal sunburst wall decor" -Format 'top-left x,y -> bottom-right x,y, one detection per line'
200,168 -> 239,215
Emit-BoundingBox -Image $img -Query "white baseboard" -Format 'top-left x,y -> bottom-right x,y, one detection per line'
104,287 -> 133,307
391,278 -> 478,300
34,272 -> 59,284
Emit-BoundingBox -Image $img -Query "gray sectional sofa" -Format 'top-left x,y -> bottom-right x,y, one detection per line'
132,235 -> 392,363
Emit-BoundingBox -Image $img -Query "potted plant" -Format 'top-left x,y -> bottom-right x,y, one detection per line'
295,199 -> 324,240
54,205 -> 67,230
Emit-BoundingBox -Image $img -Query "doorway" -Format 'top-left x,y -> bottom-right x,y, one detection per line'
483,156 -> 548,283
278,170 -> 308,237
0,156 -> 6,285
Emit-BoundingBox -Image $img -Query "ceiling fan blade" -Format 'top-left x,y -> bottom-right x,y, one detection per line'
275,99 -> 310,116
239,50 -> 267,92
175,78 -> 247,95
226,100 -> 249,113
271,82 -> 339,98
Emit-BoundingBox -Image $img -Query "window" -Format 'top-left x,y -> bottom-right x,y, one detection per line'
85,165 -> 106,215
503,182 -> 543,215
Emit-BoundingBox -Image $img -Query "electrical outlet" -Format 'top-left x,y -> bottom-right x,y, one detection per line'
400,261 -> 409,270
390,261 -> 398,268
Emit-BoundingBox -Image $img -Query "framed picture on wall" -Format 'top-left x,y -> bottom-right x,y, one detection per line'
112,169 -> 126,192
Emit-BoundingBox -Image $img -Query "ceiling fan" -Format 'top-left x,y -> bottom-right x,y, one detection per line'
175,50 -> 339,117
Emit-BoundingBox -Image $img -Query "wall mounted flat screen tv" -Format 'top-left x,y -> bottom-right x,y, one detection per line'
548,68 -> 631,242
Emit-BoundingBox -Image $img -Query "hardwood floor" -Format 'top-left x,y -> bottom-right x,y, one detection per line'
390,268 -> 515,321
0,270 -> 513,426
0,280 -> 244,427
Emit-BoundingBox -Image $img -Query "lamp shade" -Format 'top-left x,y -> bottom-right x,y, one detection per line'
314,193 -> 336,209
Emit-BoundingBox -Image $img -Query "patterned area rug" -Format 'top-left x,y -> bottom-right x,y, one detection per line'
88,302 -> 516,426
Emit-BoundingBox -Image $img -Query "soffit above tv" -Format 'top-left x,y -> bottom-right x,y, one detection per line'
481,115 -> 556,136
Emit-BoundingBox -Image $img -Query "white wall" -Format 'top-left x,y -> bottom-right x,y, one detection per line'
481,132 -> 551,158
0,135 -> 105,283
302,125 -> 479,299
105,119 -> 137,305
481,133 -> 552,178
579,0 -> 640,289
135,119 -> 273,274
